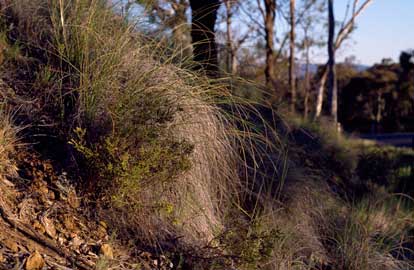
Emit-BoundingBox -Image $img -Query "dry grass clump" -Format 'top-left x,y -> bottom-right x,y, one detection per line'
252,114 -> 414,270
1,0 -> 243,250
320,196 -> 414,270
0,106 -> 18,179
0,103 -> 20,211
1,1 -> 414,269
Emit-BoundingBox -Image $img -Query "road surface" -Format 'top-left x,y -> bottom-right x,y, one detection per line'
359,133 -> 414,148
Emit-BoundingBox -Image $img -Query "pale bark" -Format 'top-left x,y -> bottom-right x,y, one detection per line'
289,0 -> 296,112
225,0 -> 237,75
314,0 -> 373,119
303,37 -> 310,119
315,69 -> 327,119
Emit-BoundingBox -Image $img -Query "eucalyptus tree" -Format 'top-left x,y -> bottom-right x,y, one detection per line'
289,0 -> 296,111
314,0 -> 374,121
189,0 -> 221,77
327,0 -> 337,123
296,0 -> 325,119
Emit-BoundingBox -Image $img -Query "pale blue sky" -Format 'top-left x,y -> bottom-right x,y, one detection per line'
120,0 -> 413,66
335,0 -> 414,65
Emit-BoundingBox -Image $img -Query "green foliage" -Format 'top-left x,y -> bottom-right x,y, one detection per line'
70,126 -> 193,207
289,117 -> 359,189
357,145 -> 414,194
0,32 -> 22,63
340,57 -> 414,132
219,217 -> 280,270
14,0 -> 197,210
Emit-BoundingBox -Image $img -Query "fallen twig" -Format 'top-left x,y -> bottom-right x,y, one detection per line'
0,198 -> 94,270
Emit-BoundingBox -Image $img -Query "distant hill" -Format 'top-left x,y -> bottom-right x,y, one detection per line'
297,62 -> 369,77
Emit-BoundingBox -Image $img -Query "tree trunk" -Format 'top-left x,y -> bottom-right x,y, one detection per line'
189,0 -> 220,77
263,0 -> 277,92
289,0 -> 296,112
171,1 -> 192,58
327,0 -> 337,124
314,0 -> 373,120
314,67 -> 327,119
225,0 -> 237,75
303,37 -> 310,120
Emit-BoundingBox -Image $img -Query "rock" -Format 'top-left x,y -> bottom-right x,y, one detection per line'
99,244 -> 114,260
3,239 -> 18,253
25,251 -> 45,270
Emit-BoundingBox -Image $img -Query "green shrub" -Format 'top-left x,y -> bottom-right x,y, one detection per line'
70,126 -> 193,207
357,146 -> 414,194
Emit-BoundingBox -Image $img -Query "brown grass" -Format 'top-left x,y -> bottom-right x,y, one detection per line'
1,1 -> 413,269
0,104 -> 18,179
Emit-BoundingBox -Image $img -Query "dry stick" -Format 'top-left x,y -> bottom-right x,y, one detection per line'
59,0 -> 68,52
46,258 -> 78,270
314,0 -> 373,119
0,199 -> 94,270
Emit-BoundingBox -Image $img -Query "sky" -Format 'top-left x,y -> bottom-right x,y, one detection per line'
118,0 -> 413,66
335,0 -> 414,65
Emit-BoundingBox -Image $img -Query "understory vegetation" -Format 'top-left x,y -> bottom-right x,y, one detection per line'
0,1 -> 413,269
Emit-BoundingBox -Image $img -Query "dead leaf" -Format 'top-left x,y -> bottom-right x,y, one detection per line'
3,239 -> 18,253
25,251 -> 45,270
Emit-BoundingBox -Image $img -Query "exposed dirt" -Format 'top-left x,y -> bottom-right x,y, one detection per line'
0,150 -> 174,270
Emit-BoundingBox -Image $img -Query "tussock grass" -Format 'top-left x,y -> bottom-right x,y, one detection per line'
1,0 -> 414,269
320,195 -> 414,270
1,0 -> 250,250
0,103 -> 21,210
0,105 -> 19,179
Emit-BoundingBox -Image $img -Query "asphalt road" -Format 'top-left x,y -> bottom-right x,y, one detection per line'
359,133 -> 414,148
